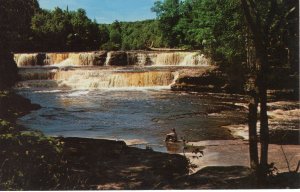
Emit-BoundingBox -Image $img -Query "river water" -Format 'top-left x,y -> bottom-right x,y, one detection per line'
16,88 -> 248,152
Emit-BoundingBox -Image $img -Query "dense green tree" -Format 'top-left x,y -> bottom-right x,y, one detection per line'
31,7 -> 101,51
152,0 -> 181,47
100,20 -> 166,50
109,21 -> 122,47
98,25 -> 110,46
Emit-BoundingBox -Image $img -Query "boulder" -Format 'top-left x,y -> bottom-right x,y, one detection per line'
106,51 -> 128,66
93,51 -> 107,66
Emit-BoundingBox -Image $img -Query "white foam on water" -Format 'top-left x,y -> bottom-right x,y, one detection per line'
67,90 -> 90,97
92,85 -> 171,91
34,90 -> 62,93
52,58 -> 77,67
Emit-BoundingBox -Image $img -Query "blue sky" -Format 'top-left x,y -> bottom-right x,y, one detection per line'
39,0 -> 158,24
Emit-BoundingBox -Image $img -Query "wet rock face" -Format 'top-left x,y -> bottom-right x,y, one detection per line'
106,51 -> 128,66
93,51 -> 107,66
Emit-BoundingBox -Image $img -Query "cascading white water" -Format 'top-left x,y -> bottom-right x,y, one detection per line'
15,51 -> 212,90
14,51 -> 211,67
53,69 -> 176,89
180,52 -> 210,66
154,52 -> 210,66
14,53 -> 40,67
104,52 -> 111,66
15,52 -> 107,67
50,53 -> 97,66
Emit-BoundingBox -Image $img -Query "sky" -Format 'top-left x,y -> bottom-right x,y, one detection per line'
38,0 -> 158,24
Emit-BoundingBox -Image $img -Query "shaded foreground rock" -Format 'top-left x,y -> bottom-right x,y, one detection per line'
60,137 -> 189,190
0,92 -> 41,121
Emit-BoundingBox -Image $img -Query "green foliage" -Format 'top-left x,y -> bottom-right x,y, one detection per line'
152,0 -> 181,47
100,20 -> 166,50
153,0 -> 246,59
152,0 -> 298,92
31,7 -> 101,51
0,92 -> 66,190
152,0 -> 248,92
0,120 -> 66,190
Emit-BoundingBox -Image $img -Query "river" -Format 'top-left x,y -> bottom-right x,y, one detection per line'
16,88 -> 248,152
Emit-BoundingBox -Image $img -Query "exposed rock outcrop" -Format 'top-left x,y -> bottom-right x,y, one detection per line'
105,51 -> 128,66
171,69 -> 229,93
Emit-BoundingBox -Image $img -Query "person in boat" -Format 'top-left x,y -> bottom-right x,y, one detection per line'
165,128 -> 178,142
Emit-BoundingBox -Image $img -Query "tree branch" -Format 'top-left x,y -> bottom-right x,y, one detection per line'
265,0 -> 277,35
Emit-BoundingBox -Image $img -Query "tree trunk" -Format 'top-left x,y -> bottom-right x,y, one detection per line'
248,92 -> 259,169
258,65 -> 269,180
241,0 -> 270,183
255,45 -> 270,184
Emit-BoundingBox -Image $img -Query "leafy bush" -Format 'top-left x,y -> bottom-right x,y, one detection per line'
0,120 -> 67,190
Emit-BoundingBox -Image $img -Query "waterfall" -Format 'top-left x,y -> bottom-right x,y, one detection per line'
49,53 -> 96,66
19,68 -> 57,80
18,68 -> 177,89
15,52 -> 108,67
154,52 -> 210,66
53,69 -> 176,89
126,52 -> 150,66
14,51 -> 211,67
45,53 -> 70,65
105,52 -> 111,66
14,53 -> 41,67
15,51 -> 212,90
